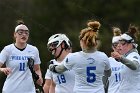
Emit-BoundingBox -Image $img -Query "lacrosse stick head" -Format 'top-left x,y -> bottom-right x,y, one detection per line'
27,57 -> 40,81
27,57 -> 34,69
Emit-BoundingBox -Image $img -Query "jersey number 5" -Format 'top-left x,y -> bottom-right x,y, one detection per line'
86,66 -> 96,83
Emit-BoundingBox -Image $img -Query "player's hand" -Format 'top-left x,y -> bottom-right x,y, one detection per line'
49,64 -> 57,72
0,67 -> 12,75
49,64 -> 55,71
111,51 -> 122,60
36,75 -> 43,86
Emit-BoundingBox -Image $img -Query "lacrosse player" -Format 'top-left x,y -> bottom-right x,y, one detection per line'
108,27 -> 123,93
0,20 -> 43,93
49,21 -> 111,93
111,25 -> 140,93
43,34 -> 75,93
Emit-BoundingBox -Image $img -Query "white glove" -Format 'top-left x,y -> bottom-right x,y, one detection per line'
49,64 -> 57,73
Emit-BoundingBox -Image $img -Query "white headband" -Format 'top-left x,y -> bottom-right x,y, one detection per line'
112,36 -> 121,43
15,24 -> 29,32
120,33 -> 133,41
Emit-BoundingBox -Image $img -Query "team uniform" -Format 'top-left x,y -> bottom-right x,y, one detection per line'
108,57 -> 123,93
62,51 -> 111,93
45,59 -> 75,93
0,43 -> 41,93
117,50 -> 140,93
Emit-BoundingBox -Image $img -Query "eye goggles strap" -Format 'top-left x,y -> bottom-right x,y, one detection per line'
54,44 -> 64,59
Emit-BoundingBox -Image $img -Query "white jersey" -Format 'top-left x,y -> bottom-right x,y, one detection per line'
117,52 -> 140,93
108,57 -> 123,93
45,59 -> 75,93
63,51 -> 111,93
0,44 -> 41,93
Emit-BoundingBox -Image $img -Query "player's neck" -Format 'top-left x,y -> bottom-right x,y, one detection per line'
57,52 -> 69,62
82,48 -> 97,53
14,42 -> 27,49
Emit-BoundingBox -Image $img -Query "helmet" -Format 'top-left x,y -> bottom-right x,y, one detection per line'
47,34 -> 72,49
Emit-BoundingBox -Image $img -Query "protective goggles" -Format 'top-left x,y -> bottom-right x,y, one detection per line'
16,29 -> 29,35
47,41 -> 59,52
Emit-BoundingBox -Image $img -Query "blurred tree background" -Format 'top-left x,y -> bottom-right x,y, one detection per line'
0,0 -> 140,91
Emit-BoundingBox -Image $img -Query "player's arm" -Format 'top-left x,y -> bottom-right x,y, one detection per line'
0,48 -> 12,75
102,75 -> 109,93
49,56 -> 73,73
120,56 -> 139,70
104,69 -> 111,77
43,79 -> 52,93
34,64 -> 43,85
102,69 -> 111,86
102,69 -> 111,93
49,80 -> 55,93
0,63 -> 11,75
49,64 -> 67,73
111,51 -> 139,70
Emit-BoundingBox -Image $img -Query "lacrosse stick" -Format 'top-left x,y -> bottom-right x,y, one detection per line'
27,57 -> 44,93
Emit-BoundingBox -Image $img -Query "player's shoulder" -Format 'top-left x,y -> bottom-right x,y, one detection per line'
26,44 -> 38,50
26,44 -> 37,48
96,51 -> 108,57
67,52 -> 80,58
108,57 -> 118,63
4,43 -> 13,48
3,43 -> 14,51
129,51 -> 139,56
96,51 -> 106,55
108,57 -> 114,60
127,51 -> 140,60
63,52 -> 79,63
